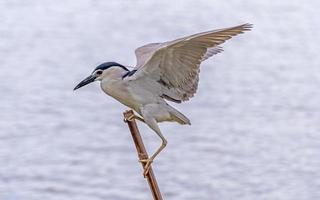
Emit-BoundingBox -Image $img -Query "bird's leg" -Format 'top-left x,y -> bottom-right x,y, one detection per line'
140,136 -> 167,177
139,117 -> 167,177
133,115 -> 145,123
124,112 -> 145,123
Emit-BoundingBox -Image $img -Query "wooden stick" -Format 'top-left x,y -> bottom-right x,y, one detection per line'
123,110 -> 163,200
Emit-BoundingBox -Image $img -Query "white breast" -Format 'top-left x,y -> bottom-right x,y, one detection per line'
100,78 -> 138,109
99,67 -> 166,114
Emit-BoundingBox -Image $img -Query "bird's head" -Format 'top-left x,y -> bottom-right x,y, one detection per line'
74,62 -> 128,90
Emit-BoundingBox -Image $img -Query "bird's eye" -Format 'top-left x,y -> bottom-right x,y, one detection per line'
96,70 -> 103,75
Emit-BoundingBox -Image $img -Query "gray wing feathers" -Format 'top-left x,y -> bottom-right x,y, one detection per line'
133,23 -> 252,102
134,43 -> 162,68
202,46 -> 223,61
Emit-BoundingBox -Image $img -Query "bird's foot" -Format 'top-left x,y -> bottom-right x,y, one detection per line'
123,113 -> 145,123
123,112 -> 135,123
139,158 -> 154,177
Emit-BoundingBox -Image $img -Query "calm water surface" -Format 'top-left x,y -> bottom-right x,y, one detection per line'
0,0 -> 319,199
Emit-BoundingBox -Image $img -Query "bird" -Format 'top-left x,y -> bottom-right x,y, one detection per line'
74,23 -> 252,176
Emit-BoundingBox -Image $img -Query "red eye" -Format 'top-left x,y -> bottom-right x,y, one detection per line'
96,70 -> 103,75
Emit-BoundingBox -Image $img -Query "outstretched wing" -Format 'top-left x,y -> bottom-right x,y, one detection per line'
131,23 -> 252,102
134,43 -> 163,68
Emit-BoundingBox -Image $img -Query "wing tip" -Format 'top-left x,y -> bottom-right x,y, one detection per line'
240,23 -> 253,31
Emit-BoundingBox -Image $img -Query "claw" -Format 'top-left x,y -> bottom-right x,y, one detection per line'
124,113 -> 135,123
139,158 -> 153,177
124,113 -> 145,123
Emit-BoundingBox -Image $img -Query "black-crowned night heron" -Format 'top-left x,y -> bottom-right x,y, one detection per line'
74,23 -> 252,176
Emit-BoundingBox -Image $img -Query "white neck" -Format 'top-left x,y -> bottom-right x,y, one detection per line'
99,66 -> 135,109
99,66 -> 128,81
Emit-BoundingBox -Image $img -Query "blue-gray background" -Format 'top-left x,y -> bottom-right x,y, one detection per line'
1,0 -> 319,199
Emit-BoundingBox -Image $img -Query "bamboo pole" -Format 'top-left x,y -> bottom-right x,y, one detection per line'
123,110 -> 163,200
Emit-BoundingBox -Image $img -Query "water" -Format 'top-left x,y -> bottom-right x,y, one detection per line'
1,0 -> 320,199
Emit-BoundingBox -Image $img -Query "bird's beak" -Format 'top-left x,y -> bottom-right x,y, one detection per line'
73,75 -> 96,90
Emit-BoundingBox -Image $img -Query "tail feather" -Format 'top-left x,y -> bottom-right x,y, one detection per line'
168,106 -> 191,125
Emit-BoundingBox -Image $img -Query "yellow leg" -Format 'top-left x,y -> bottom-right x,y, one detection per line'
140,133 -> 167,177
126,111 -> 167,177
124,112 -> 145,123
